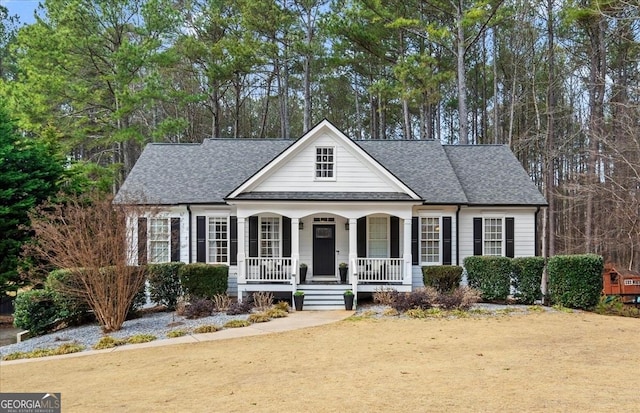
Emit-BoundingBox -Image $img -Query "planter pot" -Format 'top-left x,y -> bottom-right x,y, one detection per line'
343,294 -> 354,310
294,295 -> 304,311
300,266 -> 308,283
339,267 -> 348,283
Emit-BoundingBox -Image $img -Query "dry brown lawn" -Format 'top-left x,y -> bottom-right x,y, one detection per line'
1,311 -> 639,412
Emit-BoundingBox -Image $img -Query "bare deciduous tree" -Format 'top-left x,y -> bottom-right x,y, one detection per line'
27,192 -> 147,333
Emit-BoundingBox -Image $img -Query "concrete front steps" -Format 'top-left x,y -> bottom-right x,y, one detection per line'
298,283 -> 352,310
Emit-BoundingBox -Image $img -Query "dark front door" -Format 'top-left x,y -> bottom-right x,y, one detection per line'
313,225 -> 335,276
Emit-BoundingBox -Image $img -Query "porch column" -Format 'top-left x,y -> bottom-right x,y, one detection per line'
348,218 -> 358,276
403,218 -> 412,285
237,217 -> 246,285
291,218 -> 300,282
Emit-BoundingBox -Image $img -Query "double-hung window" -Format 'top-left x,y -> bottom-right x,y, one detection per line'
149,218 -> 170,263
315,147 -> 334,179
260,217 -> 280,257
208,217 -> 228,263
420,217 -> 440,264
368,217 -> 388,258
484,218 -> 503,256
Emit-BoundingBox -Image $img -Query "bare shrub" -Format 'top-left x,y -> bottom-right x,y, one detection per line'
437,287 -> 482,310
391,288 -> 437,312
27,192 -> 149,333
226,300 -> 253,315
252,291 -> 274,311
175,297 -> 187,316
373,287 -> 398,306
184,299 -> 213,319
212,294 -> 232,312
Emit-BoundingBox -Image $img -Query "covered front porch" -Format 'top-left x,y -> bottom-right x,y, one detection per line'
232,202 -> 416,309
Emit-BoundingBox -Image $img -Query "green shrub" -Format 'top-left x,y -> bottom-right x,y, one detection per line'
45,269 -> 92,325
547,254 -> 603,310
422,266 -> 463,293
464,256 -> 512,301
179,264 -> 228,299
147,262 -> 184,310
13,289 -> 61,335
511,257 -> 545,304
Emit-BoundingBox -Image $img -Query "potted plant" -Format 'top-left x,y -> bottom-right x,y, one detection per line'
339,262 -> 348,283
299,263 -> 308,283
293,290 -> 305,311
343,289 -> 354,310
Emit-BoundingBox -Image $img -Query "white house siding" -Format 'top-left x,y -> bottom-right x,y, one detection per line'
412,206 -> 459,266
251,134 -> 404,193
188,205 -> 234,264
458,207 -> 537,264
128,206 -> 190,266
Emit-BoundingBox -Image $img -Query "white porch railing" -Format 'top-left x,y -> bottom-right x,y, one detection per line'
245,258 -> 293,282
355,258 -> 404,282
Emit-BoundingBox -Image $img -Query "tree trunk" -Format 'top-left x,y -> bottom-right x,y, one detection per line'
456,1 -> 469,144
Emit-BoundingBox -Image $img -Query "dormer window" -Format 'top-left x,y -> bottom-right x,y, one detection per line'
316,147 -> 335,179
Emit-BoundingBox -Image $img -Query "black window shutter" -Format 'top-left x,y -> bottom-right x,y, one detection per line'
229,216 -> 238,265
249,216 -> 259,257
442,216 -> 452,265
411,217 -> 419,265
390,216 -> 400,258
171,218 -> 180,262
357,217 -> 367,258
473,217 -> 483,256
282,216 -> 291,258
137,217 -> 147,265
505,217 -> 515,258
196,216 -> 206,262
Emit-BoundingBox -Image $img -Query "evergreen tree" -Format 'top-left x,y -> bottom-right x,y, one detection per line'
0,101 -> 63,295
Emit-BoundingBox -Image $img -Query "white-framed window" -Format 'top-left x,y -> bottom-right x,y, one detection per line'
420,217 -> 440,264
315,146 -> 335,179
149,218 -> 170,263
208,217 -> 228,263
368,216 -> 388,258
484,218 -> 503,256
260,217 -> 280,257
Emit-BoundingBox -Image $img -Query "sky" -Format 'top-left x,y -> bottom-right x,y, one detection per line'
2,0 -> 40,25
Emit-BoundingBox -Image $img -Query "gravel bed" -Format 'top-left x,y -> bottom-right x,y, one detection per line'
0,311 -> 250,357
1,302 -> 559,358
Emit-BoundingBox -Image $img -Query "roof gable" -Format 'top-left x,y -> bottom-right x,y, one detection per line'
227,120 -> 421,200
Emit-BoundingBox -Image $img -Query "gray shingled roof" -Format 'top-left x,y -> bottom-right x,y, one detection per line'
357,140 -> 468,204
443,145 -> 548,205
115,139 -> 290,204
115,137 -> 547,206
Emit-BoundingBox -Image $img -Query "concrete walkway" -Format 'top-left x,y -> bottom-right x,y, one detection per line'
1,310 -> 354,366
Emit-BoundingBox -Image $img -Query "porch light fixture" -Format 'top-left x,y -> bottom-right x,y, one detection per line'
299,222 -> 304,230
345,222 -> 349,230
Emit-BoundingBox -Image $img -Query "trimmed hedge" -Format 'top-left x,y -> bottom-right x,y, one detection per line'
45,269 -> 90,325
511,257 -> 545,304
179,264 -> 228,300
547,254 -> 603,310
13,289 -> 61,336
422,266 -> 463,293
464,256 -> 512,301
147,262 -> 185,310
